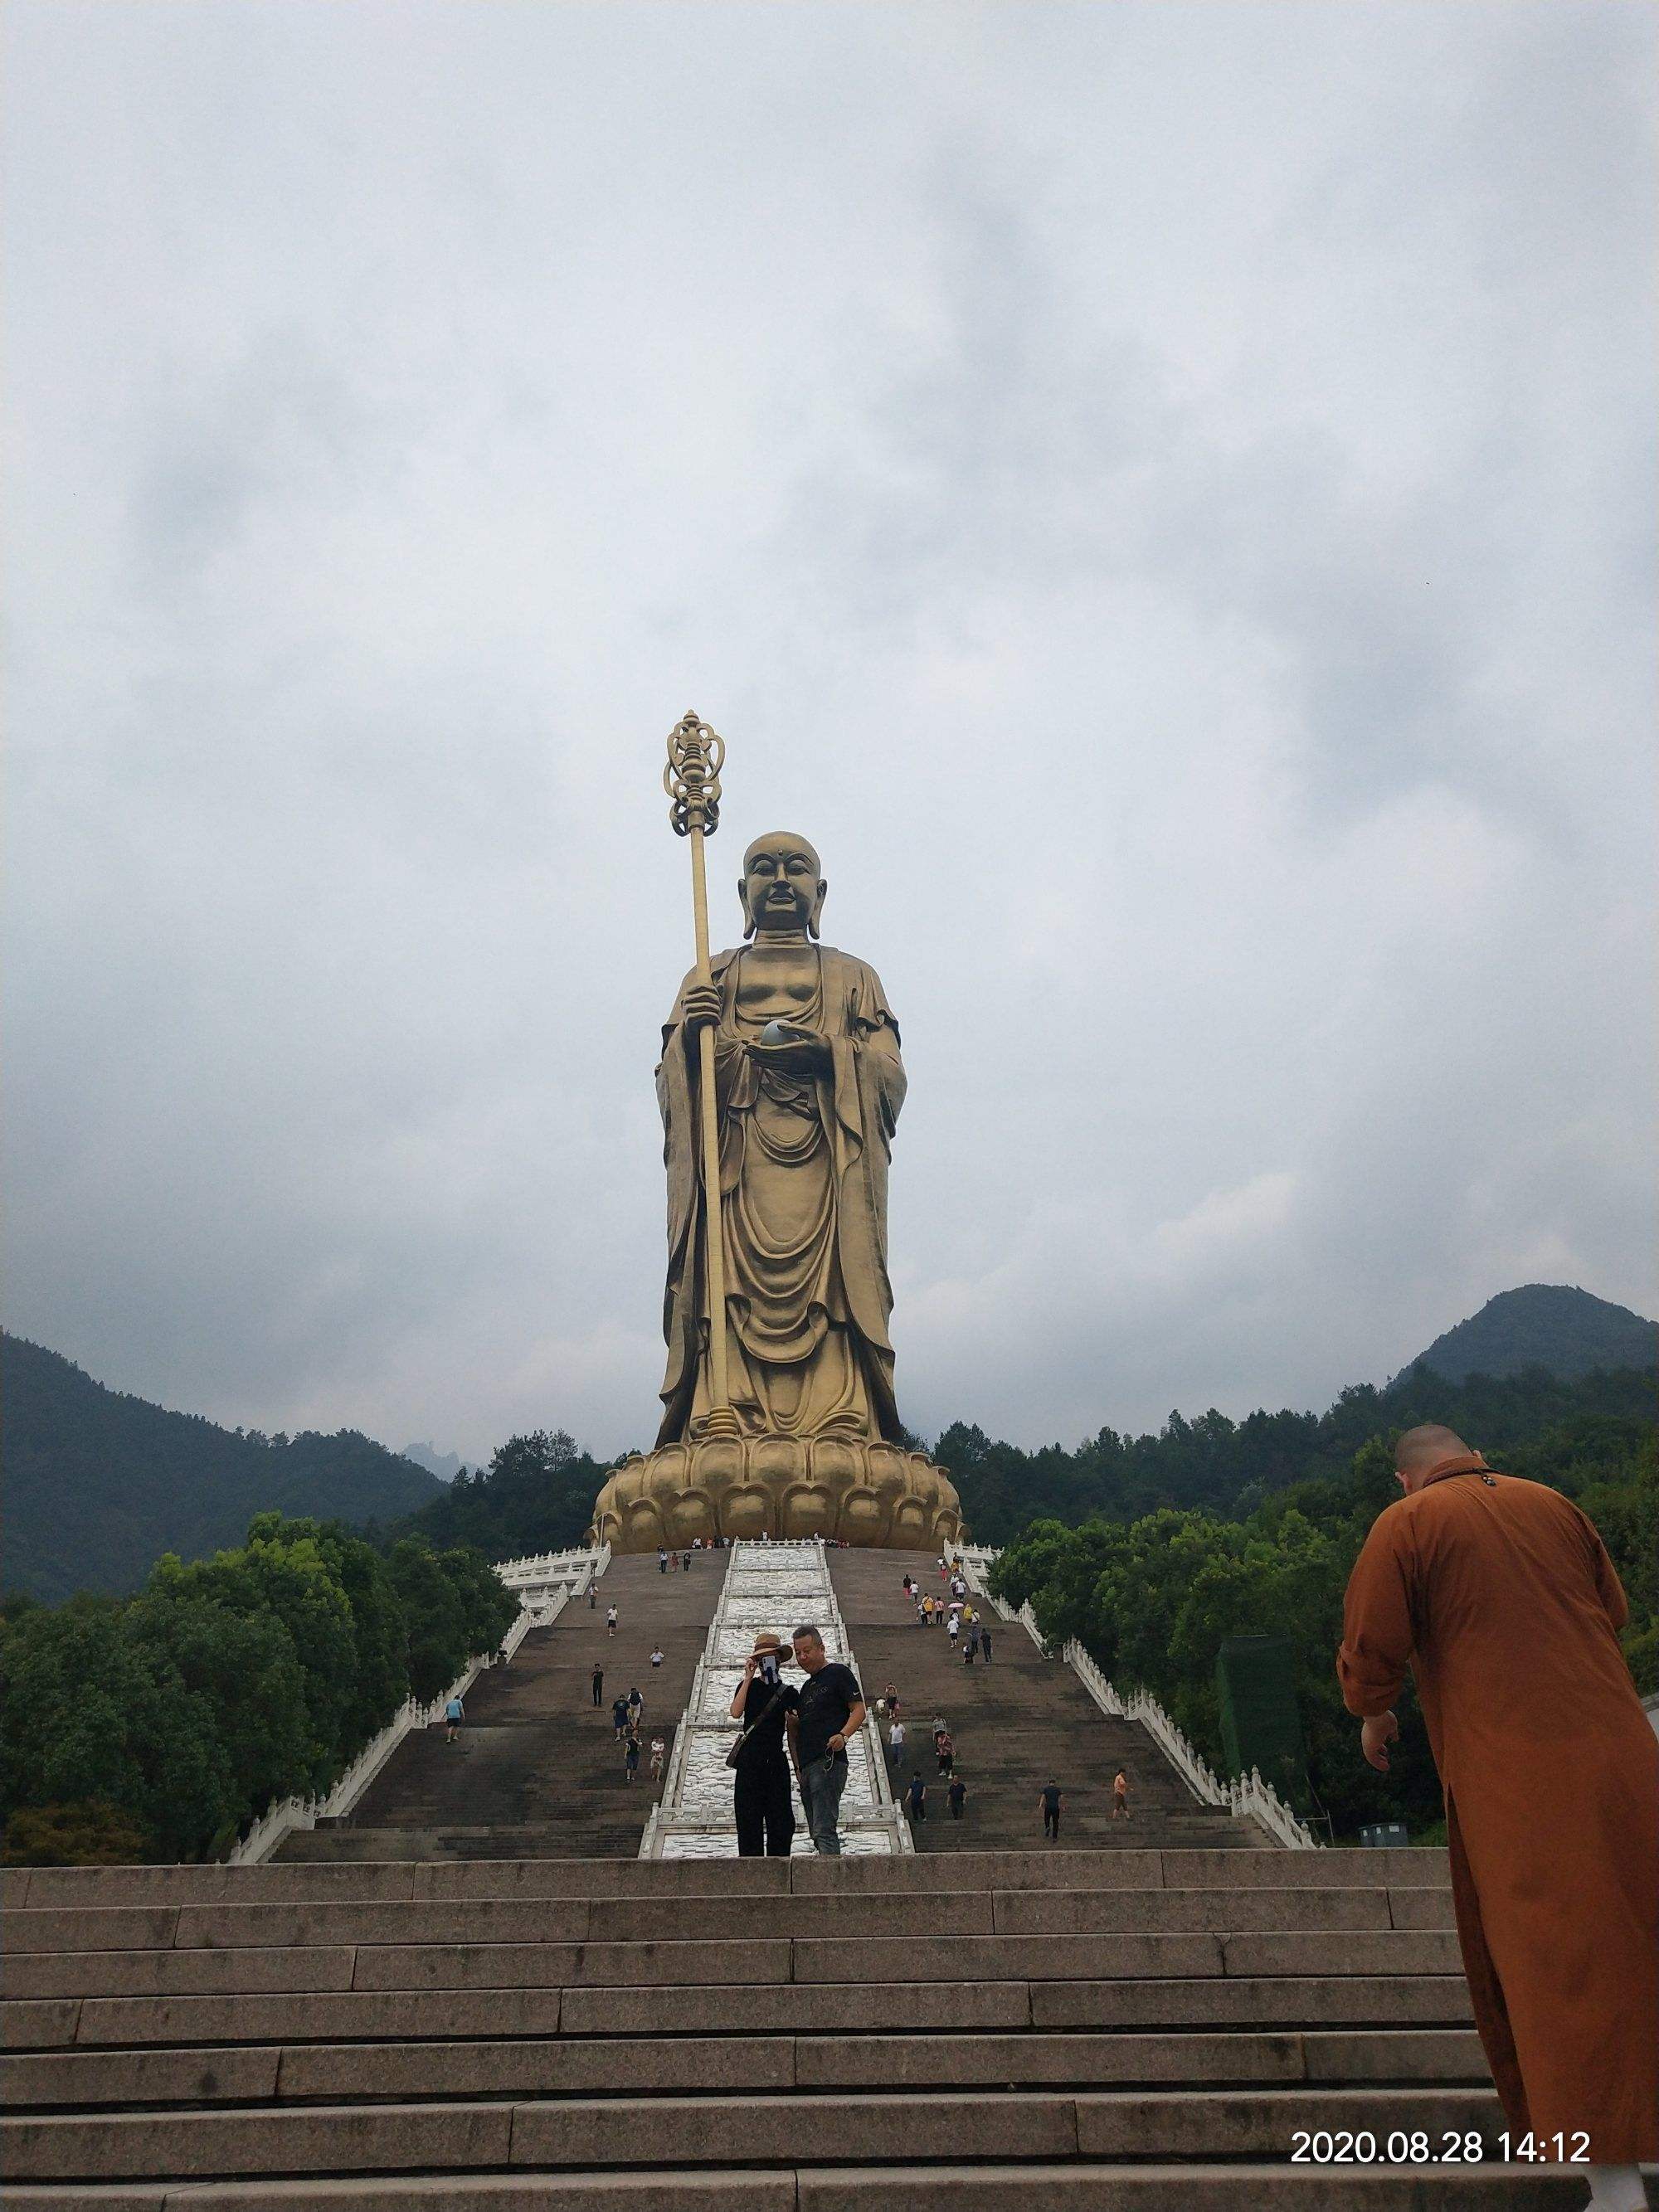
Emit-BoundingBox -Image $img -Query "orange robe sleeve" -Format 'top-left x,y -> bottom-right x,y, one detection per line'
1577,1505 -> 1629,1631
1337,1506 -> 1414,1719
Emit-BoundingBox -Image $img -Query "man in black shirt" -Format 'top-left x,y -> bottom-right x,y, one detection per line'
728,1632 -> 799,1857
786,1624 -> 866,1856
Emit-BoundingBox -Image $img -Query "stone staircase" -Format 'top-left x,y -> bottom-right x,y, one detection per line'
829,1548 -> 1264,1850
2,1845 -> 1598,2206
279,1549 -> 728,1863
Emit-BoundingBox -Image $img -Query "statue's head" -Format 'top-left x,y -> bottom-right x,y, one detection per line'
740,831 -> 825,940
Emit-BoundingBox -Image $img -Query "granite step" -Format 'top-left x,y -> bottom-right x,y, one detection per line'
0,1972 -> 1477,2052
1,1884 -> 1454,1956
0,1845 -> 1452,1910
3,2027 -> 1491,2109
2,2084 -> 1514,2181
5,1928 -> 1468,2003
0,2168 -> 1603,2212
2,1973 -> 1475,2052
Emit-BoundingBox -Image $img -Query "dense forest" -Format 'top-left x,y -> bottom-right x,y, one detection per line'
2,1334 -> 443,1601
987,1383 -> 1656,1841
939,1361 -> 1657,1546
0,1515 -> 517,1864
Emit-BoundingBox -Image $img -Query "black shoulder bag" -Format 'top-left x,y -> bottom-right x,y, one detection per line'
725,1680 -> 791,1769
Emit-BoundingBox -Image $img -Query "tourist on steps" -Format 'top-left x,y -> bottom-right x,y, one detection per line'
729,1631 -> 798,1857
444,1694 -> 464,1743
606,1604 -> 618,1637
591,1664 -> 604,1708
1112,1768 -> 1132,1821
980,1626 -> 993,1665
649,1736 -> 665,1783
935,1728 -> 954,1777
623,1729 -> 641,1784
888,1716 -> 906,1775
1039,1782 -> 1063,1840
611,1695 -> 630,1741
657,1548 -> 668,1573
650,1644 -> 664,1670
906,1772 -> 927,1824
786,1625 -> 865,1857
946,1775 -> 967,1821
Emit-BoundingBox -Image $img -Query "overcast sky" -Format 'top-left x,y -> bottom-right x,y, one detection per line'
6,2 -> 1653,1469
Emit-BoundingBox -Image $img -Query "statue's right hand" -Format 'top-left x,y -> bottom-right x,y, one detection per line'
681,981 -> 723,1035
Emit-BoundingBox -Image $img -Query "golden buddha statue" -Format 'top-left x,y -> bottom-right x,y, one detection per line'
588,830 -> 962,1549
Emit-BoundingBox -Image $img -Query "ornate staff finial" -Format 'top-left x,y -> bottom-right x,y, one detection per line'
664,711 -> 726,839
661,710 -> 738,1437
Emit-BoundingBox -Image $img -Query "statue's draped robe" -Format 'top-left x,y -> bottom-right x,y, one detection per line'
656,944 -> 906,1446
1338,1456 -> 1659,2162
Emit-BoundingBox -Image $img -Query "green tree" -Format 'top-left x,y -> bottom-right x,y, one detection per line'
124,1565 -> 314,1822
0,1597 -> 236,1859
386,1538 -> 472,1702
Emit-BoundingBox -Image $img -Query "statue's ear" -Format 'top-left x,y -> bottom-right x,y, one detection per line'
808,878 -> 827,941
738,877 -> 757,939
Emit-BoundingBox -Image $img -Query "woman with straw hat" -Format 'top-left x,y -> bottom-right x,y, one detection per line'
728,1631 -> 800,1857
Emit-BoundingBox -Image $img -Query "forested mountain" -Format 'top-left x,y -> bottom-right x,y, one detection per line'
2,1335 -> 445,1602
941,1363 -> 1656,1547
1394,1283 -> 1657,1385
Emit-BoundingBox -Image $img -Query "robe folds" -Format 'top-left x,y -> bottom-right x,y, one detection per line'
1338,1454 -> 1659,2161
654,944 -> 906,1447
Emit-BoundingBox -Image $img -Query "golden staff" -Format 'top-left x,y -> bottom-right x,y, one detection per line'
664,712 -> 739,1439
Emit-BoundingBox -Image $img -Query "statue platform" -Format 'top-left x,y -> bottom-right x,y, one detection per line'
586,1433 -> 963,1552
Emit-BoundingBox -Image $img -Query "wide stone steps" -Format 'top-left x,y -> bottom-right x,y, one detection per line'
285,1553 -> 728,1863
825,1550 -> 1267,1850
2,1847 -> 1603,2206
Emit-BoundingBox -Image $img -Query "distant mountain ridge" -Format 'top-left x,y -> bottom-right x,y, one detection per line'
399,1440 -> 466,1482
1394,1284 -> 1657,1388
1,1334 -> 445,1603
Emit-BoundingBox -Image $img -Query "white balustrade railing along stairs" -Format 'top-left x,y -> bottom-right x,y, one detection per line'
947,1539 -> 1318,1850
226,1543 -> 611,1867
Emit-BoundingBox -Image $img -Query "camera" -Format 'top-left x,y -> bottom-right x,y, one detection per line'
758,1653 -> 780,1685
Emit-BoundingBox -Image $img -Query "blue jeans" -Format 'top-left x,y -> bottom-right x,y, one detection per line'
798,1753 -> 849,1855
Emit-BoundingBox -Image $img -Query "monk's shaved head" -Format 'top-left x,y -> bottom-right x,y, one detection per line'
1394,1424 -> 1472,1490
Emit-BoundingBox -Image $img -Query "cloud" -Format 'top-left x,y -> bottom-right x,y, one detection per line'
3,1 -> 1653,1465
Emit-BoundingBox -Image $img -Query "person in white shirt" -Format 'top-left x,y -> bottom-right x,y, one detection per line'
650,1645 -> 665,1669
888,1718 -> 906,1774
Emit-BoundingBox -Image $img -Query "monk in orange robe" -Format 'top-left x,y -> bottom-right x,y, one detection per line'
1338,1424 -> 1658,2183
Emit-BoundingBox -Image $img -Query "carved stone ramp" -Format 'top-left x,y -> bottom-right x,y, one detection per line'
827,1548 -> 1266,1849
278,1549 -> 728,1862
0,1849 -> 1598,2206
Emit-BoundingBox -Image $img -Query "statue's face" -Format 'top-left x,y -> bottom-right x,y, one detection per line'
741,833 -> 825,937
